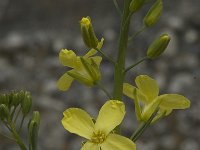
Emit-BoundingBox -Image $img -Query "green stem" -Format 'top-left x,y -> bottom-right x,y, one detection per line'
124,57 -> 148,73
95,48 -> 115,65
113,0 -> 132,100
130,108 -> 159,142
0,132 -> 16,141
14,107 -> 21,123
96,82 -> 112,99
128,26 -> 146,42
113,0 -> 122,16
19,115 -> 25,133
8,120 -> 27,150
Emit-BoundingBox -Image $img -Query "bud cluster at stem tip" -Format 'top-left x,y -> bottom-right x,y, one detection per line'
0,90 -> 32,121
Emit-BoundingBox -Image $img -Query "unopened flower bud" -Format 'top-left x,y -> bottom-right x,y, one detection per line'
21,92 -> 32,116
147,34 -> 170,59
144,0 -> 163,27
10,91 -> 21,107
80,16 -> 99,49
32,111 -> 40,124
129,0 -> 146,13
0,94 -> 9,106
28,111 -> 40,150
0,104 -> 10,121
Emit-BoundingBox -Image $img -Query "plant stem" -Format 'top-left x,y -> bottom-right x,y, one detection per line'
0,130 -> 16,141
113,0 -> 122,16
124,57 -> 148,73
8,120 -> 27,150
128,26 -> 146,42
113,0 -> 132,100
19,115 -> 25,133
130,108 -> 159,142
14,107 -> 21,123
96,82 -> 112,99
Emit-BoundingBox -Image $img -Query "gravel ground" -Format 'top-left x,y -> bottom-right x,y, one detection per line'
0,0 -> 200,150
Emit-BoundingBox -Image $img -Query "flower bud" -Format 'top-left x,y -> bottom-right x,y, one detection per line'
144,0 -> 163,27
0,104 -> 10,121
32,111 -> 40,124
21,92 -> 32,116
80,16 -> 98,49
129,0 -> 146,13
147,34 -> 170,59
10,91 -> 21,107
0,94 -> 9,106
28,111 -> 40,150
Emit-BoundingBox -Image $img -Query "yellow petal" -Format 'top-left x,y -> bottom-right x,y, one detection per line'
95,100 -> 125,135
57,73 -> 74,91
81,141 -> 100,150
123,83 -> 137,100
158,94 -> 190,109
59,49 -> 77,68
142,97 -> 162,121
101,134 -> 136,150
123,83 -> 148,103
134,89 -> 143,121
151,108 -> 172,124
84,49 -> 97,58
62,108 -> 95,139
84,38 -> 104,58
135,75 -> 159,102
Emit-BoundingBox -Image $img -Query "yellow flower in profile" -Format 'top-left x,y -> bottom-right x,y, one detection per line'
123,75 -> 190,123
62,100 -> 136,150
57,39 -> 104,91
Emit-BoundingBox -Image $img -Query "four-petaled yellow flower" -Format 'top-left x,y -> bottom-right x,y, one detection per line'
57,39 -> 104,91
62,100 -> 136,150
123,75 -> 190,123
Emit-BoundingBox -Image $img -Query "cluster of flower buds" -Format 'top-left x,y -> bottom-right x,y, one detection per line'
0,90 -> 40,150
0,90 -> 32,122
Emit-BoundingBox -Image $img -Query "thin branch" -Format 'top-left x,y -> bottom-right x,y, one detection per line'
18,115 -> 25,133
0,132 -> 16,141
95,48 -> 116,65
95,82 -> 112,99
130,108 -> 159,142
113,0 -> 122,16
124,57 -> 148,73
128,26 -> 146,42
14,107 -> 21,123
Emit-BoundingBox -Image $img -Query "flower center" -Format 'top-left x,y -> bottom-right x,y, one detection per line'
91,130 -> 106,144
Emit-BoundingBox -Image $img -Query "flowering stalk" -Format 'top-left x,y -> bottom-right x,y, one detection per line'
113,0 -> 132,100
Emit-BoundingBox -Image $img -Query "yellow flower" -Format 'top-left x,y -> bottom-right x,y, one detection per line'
57,39 -> 104,91
62,100 -> 136,150
123,75 -> 190,123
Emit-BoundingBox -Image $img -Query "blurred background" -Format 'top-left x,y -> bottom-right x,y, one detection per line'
0,0 -> 200,149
